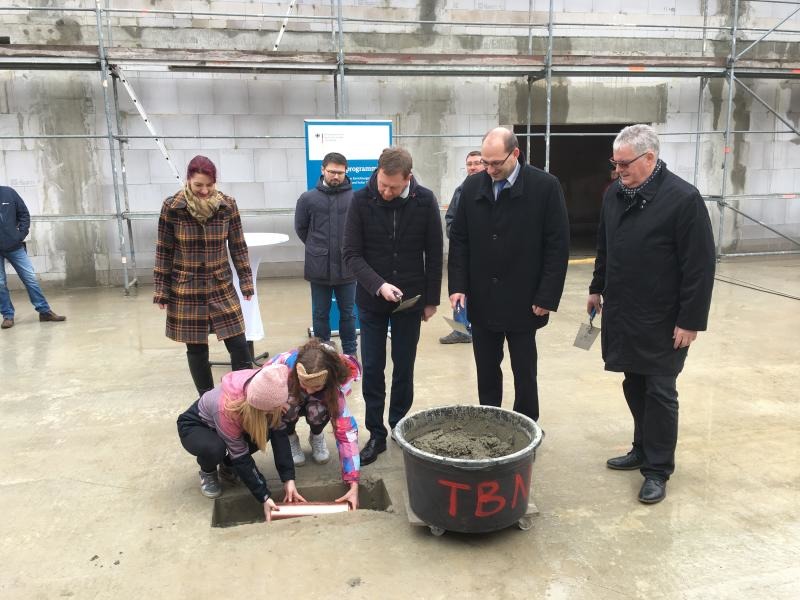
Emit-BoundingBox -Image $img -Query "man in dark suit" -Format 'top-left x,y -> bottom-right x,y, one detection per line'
343,147 -> 443,465
587,124 -> 715,504
448,127 -> 570,424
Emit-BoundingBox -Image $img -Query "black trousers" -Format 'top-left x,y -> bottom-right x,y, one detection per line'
622,372 -> 679,481
471,324 -> 539,422
186,333 -> 251,396
177,401 -> 258,473
359,307 -> 422,440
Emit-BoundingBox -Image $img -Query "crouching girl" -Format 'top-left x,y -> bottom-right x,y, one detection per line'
177,363 -> 305,521
268,340 -> 361,508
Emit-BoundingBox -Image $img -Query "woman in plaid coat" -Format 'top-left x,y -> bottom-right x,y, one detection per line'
154,155 -> 254,395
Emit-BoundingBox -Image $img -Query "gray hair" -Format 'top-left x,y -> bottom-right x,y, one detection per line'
613,124 -> 660,159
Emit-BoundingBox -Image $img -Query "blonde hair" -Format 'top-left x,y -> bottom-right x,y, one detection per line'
224,394 -> 282,452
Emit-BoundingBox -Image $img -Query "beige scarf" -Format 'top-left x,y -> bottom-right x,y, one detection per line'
183,184 -> 222,225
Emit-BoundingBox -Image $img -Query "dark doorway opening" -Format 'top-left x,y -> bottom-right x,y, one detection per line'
515,124 -> 630,256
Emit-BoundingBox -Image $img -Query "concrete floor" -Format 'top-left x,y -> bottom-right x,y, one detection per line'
1,257 -> 798,599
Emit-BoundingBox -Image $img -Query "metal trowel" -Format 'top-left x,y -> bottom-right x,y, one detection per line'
573,307 -> 600,350
392,294 -> 421,313
443,300 -> 470,335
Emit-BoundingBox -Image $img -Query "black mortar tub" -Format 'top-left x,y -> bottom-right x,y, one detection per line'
394,405 -> 542,534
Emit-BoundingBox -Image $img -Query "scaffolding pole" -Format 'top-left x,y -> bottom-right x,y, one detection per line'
544,0 -> 554,173
93,1 -> 133,294
111,72 -> 138,288
717,0 -> 740,259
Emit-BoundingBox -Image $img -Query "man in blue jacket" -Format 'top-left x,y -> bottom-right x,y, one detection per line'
0,186 -> 66,329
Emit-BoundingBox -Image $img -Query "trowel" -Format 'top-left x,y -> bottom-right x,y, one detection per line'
573,307 -> 600,350
392,294 -> 421,313
443,300 -> 470,335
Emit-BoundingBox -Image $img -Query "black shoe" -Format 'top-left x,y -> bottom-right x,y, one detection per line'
638,478 -> 666,504
606,450 -> 643,471
359,437 -> 387,466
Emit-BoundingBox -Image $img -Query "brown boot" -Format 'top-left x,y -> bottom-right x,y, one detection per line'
1,318 -> 13,329
39,311 -> 66,322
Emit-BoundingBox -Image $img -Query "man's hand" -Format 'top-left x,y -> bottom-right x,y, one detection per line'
378,282 -> 403,302
422,305 -> 437,322
449,293 -> 466,310
673,326 -> 697,350
264,498 -> 279,523
336,482 -> 360,510
158,303 -> 167,310
282,480 -> 306,503
587,293 -> 602,316
243,295 -> 252,301
532,305 -> 550,317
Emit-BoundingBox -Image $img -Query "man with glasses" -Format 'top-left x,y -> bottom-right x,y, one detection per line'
587,124 -> 715,505
440,150 -> 485,344
448,127 -> 569,425
294,152 -> 357,463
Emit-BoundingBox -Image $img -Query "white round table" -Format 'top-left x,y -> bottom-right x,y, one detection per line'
228,232 -> 289,342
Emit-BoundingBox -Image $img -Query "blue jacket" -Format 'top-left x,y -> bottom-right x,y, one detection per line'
0,186 -> 29,253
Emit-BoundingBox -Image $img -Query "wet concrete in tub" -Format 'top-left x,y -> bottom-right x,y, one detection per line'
408,415 -> 528,459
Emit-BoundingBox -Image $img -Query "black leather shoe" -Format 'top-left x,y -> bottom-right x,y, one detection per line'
606,450 -> 643,470
638,478 -> 667,504
359,437 -> 387,466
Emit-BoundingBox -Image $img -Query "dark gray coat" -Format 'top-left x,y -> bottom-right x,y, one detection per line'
589,163 -> 715,375
448,162 -> 570,332
295,176 -> 355,285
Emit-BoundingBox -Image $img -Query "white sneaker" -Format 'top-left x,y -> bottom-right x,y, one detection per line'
288,433 -> 306,466
309,432 -> 330,464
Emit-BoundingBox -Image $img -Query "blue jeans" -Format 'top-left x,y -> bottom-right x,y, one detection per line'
310,282 -> 357,355
359,307 -> 421,440
0,246 -> 50,319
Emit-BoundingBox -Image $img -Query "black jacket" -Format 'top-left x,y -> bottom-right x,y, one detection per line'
0,186 -> 30,253
444,183 -> 463,239
342,171 -> 443,314
448,163 -> 570,331
294,176 -> 355,285
589,163 -> 715,375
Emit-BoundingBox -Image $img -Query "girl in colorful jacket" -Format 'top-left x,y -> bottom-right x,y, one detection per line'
268,339 -> 362,509
177,363 -> 305,521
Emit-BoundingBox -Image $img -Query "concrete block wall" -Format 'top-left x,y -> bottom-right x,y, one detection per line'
1,3 -> 799,288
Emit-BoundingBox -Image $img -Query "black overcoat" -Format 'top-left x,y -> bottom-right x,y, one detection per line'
589,163 -> 715,375
448,162 -> 570,332
342,172 -> 443,315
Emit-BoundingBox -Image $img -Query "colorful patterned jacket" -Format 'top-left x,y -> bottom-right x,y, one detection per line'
268,350 -> 361,483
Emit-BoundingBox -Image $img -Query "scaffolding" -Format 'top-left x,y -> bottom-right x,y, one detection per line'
0,1 -> 798,293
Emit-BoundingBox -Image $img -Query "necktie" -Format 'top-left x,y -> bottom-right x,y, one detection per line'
493,179 -> 506,201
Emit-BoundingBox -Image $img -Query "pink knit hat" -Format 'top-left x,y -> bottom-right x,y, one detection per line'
245,364 -> 290,411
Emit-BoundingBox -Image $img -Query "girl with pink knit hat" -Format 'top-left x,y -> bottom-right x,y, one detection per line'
177,363 -> 305,521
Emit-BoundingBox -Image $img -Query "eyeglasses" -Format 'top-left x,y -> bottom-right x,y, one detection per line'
480,150 -> 514,169
324,168 -> 346,176
609,152 -> 648,169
